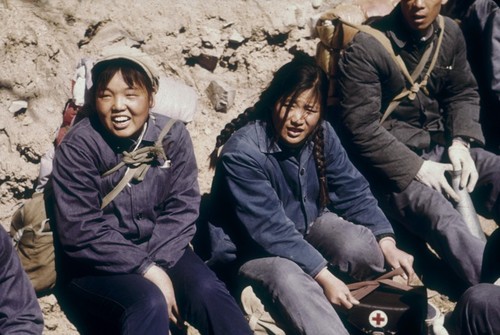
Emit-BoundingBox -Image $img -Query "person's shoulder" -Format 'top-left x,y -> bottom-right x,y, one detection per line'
59,116 -> 95,147
221,122 -> 263,157
150,112 -> 189,138
441,15 -> 461,32
472,0 -> 499,14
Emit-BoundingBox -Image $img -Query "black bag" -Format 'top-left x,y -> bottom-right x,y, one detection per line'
338,268 -> 427,335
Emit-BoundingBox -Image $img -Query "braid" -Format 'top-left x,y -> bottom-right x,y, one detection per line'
209,107 -> 256,169
313,125 -> 330,209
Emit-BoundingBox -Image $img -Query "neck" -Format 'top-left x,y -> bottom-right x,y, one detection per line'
419,25 -> 434,41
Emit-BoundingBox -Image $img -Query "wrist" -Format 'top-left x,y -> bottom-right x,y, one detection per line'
314,267 -> 333,286
452,137 -> 470,149
379,237 -> 397,252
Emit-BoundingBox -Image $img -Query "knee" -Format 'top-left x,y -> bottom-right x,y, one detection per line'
128,283 -> 168,317
335,228 -> 384,269
459,284 -> 496,312
453,283 -> 500,333
189,277 -> 228,306
241,258 -> 309,296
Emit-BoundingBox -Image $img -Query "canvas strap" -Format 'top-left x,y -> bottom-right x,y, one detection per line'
101,118 -> 176,209
342,15 -> 445,124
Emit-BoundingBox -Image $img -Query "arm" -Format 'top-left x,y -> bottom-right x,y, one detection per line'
324,124 -> 416,281
220,143 -> 327,277
324,124 -> 393,237
487,7 -> 500,105
315,267 -> 359,309
147,122 -> 199,267
338,33 -> 424,192
143,264 -> 183,328
0,228 -> 43,334
440,19 -> 483,143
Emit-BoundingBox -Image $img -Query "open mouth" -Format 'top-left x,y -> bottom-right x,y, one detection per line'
287,127 -> 303,137
412,12 -> 427,23
111,115 -> 131,128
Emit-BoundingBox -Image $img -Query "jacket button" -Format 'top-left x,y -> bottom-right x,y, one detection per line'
303,196 -> 307,202
136,213 -> 143,220
300,168 -> 305,175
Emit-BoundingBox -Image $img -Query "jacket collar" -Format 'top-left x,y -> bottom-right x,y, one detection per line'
253,120 -> 316,158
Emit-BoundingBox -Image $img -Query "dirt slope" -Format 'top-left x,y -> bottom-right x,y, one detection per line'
1,0 -> 463,333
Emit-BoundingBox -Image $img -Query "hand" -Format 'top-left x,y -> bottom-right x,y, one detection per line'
379,238 -> 415,285
315,268 -> 359,309
415,160 -> 460,202
143,264 -> 184,329
448,139 -> 478,192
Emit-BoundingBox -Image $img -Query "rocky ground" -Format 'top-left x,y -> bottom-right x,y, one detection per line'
0,0 -> 496,334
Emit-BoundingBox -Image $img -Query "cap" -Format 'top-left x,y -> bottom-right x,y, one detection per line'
92,46 -> 160,92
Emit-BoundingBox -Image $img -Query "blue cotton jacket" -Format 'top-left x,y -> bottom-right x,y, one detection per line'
210,120 -> 393,277
0,227 -> 43,334
52,113 -> 199,276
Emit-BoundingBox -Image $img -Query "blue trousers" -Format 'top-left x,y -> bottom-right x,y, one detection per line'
238,211 -> 385,335
0,227 -> 43,334
62,247 -> 252,335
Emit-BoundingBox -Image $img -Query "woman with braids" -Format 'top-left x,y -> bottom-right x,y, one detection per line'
207,53 -> 416,334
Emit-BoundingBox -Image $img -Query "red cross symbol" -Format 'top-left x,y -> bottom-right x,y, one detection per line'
369,310 -> 388,328
372,313 -> 385,325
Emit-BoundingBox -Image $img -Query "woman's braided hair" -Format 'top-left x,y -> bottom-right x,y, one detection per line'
209,52 -> 331,208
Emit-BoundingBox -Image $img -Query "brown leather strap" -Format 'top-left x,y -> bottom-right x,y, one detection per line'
347,267 -> 411,301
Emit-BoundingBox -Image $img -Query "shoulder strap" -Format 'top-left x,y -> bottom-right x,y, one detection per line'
101,118 -> 177,209
342,16 -> 445,124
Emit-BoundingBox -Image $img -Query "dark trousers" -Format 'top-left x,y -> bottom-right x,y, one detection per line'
380,146 -> 500,288
0,228 -> 43,335
449,283 -> 500,335
62,248 -> 252,335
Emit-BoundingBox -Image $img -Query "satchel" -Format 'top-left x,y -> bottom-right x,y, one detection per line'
337,268 -> 427,335
10,191 -> 55,293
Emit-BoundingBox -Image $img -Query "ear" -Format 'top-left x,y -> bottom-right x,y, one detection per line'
149,94 -> 156,109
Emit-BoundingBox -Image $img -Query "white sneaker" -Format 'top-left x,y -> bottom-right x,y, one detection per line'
426,302 -> 449,335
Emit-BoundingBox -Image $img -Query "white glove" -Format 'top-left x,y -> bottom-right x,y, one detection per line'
448,138 -> 478,192
415,160 -> 460,202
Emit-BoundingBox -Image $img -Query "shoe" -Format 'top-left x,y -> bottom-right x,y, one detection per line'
425,302 -> 449,335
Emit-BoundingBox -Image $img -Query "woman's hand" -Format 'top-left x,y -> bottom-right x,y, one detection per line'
379,237 -> 415,284
143,264 -> 184,328
315,267 -> 359,309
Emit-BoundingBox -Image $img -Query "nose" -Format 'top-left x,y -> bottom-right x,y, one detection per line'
289,108 -> 305,123
112,96 -> 126,111
415,0 -> 424,7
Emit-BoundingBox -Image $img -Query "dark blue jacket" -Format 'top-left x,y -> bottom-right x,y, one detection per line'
52,113 -> 199,276
0,227 -> 43,334
210,120 -> 393,277
462,0 -> 500,150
